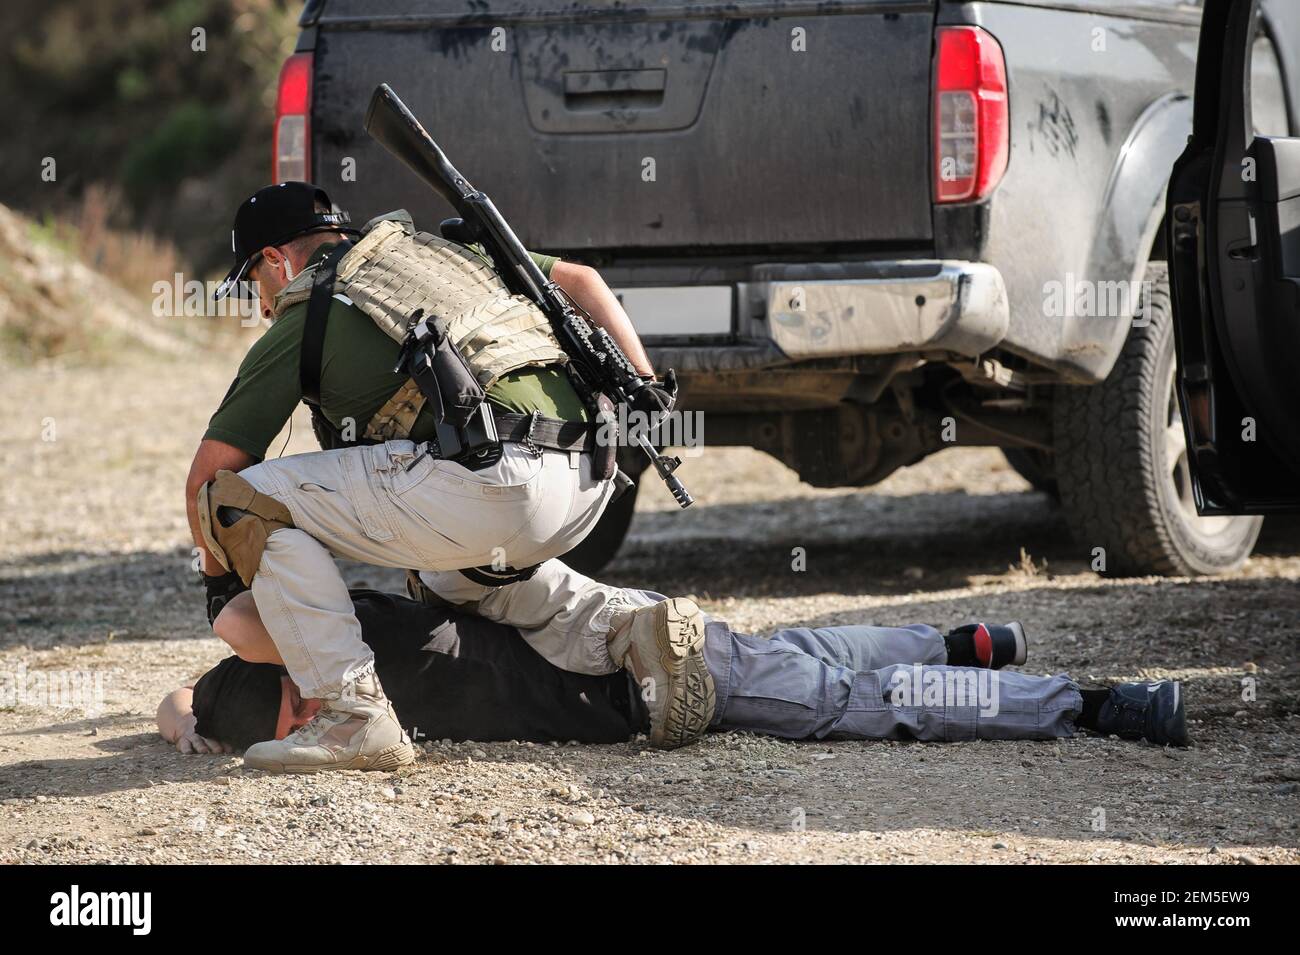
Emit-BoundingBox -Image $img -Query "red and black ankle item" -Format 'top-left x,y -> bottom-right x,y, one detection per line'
944,622 -> 1028,669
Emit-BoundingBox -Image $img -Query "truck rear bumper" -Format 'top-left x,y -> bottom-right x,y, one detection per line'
642,260 -> 1010,374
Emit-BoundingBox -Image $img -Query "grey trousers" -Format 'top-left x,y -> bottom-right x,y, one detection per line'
706,621 -> 1082,742
418,560 -> 1082,743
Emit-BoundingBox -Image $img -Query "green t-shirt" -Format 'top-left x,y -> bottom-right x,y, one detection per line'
205,244 -> 587,460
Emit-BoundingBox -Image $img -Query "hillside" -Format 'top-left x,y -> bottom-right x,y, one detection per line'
0,203 -> 202,363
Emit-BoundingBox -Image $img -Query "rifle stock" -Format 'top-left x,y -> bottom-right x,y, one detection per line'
363,84 -> 469,210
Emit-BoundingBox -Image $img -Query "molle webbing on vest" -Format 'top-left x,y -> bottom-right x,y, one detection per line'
336,220 -> 502,340
443,294 -> 571,387
363,378 -> 428,443
340,222 -> 568,390
277,218 -> 569,396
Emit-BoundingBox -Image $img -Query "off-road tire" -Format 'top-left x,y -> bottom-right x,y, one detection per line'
1052,263 -> 1262,577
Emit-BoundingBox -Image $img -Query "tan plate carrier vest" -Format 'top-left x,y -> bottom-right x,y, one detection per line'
275,211 -> 569,442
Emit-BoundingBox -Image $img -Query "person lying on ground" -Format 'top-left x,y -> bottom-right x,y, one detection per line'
157,582 -> 1187,761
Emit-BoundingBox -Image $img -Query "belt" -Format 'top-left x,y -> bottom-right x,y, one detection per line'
419,409 -> 597,473
494,410 -> 596,455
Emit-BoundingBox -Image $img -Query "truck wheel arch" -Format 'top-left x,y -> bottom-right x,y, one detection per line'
1073,9 -> 1294,385
1065,92 -> 1192,384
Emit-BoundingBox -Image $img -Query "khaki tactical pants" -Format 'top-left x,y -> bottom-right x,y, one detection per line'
239,439 -> 613,699
416,559 -> 654,676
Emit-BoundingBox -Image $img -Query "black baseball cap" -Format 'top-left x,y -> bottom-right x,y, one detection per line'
192,656 -> 285,749
213,181 -> 358,301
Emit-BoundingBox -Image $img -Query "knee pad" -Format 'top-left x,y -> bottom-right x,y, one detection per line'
197,470 -> 294,586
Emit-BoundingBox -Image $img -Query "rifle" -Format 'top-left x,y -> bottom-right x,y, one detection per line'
363,83 -> 693,509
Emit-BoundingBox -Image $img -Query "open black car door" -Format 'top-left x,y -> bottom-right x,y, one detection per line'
1167,0 -> 1300,513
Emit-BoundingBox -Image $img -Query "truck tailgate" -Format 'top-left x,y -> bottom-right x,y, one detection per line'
311,0 -> 937,252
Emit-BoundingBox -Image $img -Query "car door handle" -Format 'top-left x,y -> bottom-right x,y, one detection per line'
563,69 -> 666,111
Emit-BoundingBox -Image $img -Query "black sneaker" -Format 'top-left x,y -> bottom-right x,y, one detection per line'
1095,681 -> 1189,747
948,622 -> 1028,669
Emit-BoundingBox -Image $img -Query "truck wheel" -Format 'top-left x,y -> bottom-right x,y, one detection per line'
1002,448 -> 1059,498
560,470 -> 641,576
1052,263 -> 1263,577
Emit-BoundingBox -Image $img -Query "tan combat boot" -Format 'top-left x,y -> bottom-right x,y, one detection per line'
243,671 -> 415,774
608,598 -> 715,749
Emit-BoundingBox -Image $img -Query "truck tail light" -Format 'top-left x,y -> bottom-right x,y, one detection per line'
273,52 -> 313,183
933,26 -> 1009,203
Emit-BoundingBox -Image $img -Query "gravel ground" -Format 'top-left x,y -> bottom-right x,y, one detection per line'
1,357 -> 1297,864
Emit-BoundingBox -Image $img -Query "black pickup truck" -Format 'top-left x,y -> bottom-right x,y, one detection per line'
274,0 -> 1299,576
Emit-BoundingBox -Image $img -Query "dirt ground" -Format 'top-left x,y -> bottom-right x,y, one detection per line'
1,356 -> 1297,864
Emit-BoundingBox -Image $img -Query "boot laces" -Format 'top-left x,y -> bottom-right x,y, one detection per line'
288,706 -> 348,743
1111,697 -> 1147,733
